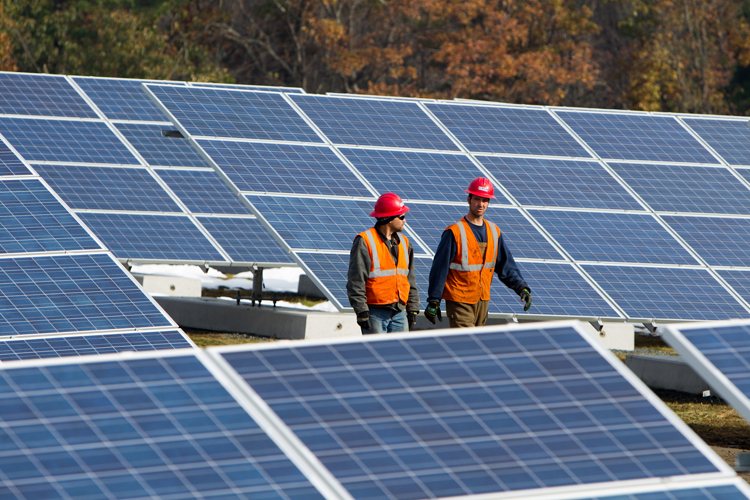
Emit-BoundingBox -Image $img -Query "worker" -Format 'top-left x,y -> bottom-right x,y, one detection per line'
425,177 -> 531,327
347,193 -> 420,333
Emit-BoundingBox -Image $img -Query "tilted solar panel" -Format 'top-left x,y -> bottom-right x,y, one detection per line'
579,481 -> 750,500
0,140 -> 32,176
0,72 -> 97,118
72,76 -> 185,121
115,122 -> 208,168
198,216 -> 293,264
155,168 -> 253,215
715,270 -> 750,308
682,117 -> 750,166
662,215 -> 750,267
191,82 -> 305,93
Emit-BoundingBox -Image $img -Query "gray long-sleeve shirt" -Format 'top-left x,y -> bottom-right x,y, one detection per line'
346,227 -> 420,315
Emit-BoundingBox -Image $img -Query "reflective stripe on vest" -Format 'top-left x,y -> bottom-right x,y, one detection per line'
449,219 -> 499,271
363,228 -> 409,278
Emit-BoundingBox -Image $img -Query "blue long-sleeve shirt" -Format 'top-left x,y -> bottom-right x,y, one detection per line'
427,218 -> 529,303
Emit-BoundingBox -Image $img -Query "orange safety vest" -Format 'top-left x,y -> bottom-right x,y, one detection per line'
359,227 -> 411,305
442,218 -> 500,303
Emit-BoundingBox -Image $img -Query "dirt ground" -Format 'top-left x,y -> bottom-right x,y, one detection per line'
711,446 -> 750,483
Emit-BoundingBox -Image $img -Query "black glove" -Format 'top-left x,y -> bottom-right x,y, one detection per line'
424,301 -> 442,324
357,311 -> 370,331
407,311 -> 418,331
520,288 -> 532,312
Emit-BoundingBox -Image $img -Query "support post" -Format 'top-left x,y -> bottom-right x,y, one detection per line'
252,267 -> 264,307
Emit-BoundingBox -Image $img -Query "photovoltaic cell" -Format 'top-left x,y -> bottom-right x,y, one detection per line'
191,82 -> 305,93
405,204 -> 563,260
34,164 -> 182,212
530,210 -> 696,265
426,103 -> 591,157
341,149 -> 502,203
0,141 -> 32,177
291,94 -> 459,150
555,111 -> 719,164
682,118 -> 750,166
0,331 -> 192,361
0,118 -> 140,165
582,483 -> 750,500
0,253 -> 172,335
78,213 -> 225,262
477,156 -> 643,210
715,270 -> 750,309
115,123 -> 208,168
583,265 -> 749,321
662,215 -> 750,267
199,217 -> 293,264
200,140 -> 372,197
156,169 -> 253,215
145,84 -> 323,142
220,323 -> 719,500
489,262 -> 620,318
0,73 -> 97,118
0,178 -> 100,254
610,163 -> 750,215
73,76 -> 183,121
0,354 -> 324,499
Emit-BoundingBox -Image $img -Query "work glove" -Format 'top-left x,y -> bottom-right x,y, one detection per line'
520,288 -> 532,312
407,311 -> 418,331
424,301 -> 442,324
357,311 -> 370,331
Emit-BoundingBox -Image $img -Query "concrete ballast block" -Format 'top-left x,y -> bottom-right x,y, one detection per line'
625,354 -> 712,395
133,274 -> 201,297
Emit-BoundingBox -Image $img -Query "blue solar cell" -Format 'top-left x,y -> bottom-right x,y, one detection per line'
34,165 -> 182,212
0,73 -> 97,118
683,118 -> 750,166
662,215 -> 750,267
426,103 -> 591,157
556,111 -> 719,164
0,331 -> 191,361
78,213 -> 225,261
489,262 -> 620,317
610,163 -> 750,215
146,84 -> 323,142
199,217 -> 293,264
0,118 -> 140,164
73,76 -> 182,121
0,178 -> 100,254
406,204 -> 563,260
200,140 -> 372,196
291,94 -> 459,150
0,253 -> 172,335
221,324 -> 719,499
583,484 -> 750,500
716,271 -> 750,311
341,149 -> 503,203
530,211 -> 696,265
0,141 -> 32,176
583,265 -> 749,321
115,123 -> 208,168
478,156 -> 643,210
191,82 -> 305,93
156,169 -> 252,215
0,354 -> 324,499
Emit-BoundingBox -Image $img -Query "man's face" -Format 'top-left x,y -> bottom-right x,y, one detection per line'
468,195 -> 490,218
388,214 -> 406,233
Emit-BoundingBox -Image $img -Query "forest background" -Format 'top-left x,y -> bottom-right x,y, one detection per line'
3,0 -> 750,115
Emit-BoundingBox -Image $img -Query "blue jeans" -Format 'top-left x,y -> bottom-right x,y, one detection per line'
362,308 -> 406,334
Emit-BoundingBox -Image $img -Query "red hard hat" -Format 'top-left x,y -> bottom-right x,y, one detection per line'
370,193 -> 409,217
464,177 -> 496,199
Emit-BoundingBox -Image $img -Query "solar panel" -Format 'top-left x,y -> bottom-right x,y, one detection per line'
682,117 -> 750,166
530,210 -> 697,265
609,163 -> 750,215
582,265 -> 749,321
477,156 -> 643,210
77,213 -> 225,262
72,76 -> 184,121
0,178 -> 101,254
155,168 -> 253,215
191,82 -> 305,93
0,253 -> 173,335
199,140 -> 372,197
0,331 -> 191,361
426,103 -> 591,157
0,352 -> 325,499
290,94 -> 459,150
0,72 -> 97,118
216,322 -> 727,500
144,84 -> 323,142
340,148 -> 502,203
715,270 -> 750,308
115,123 -> 209,168
661,215 -> 750,267
580,482 -> 750,500
34,164 -> 182,212
555,111 -> 719,164
198,216 -> 293,264
0,118 -> 140,164
0,140 -> 32,176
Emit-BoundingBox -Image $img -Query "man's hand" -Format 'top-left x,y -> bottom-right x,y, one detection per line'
357,311 -> 370,331
520,288 -> 532,312
407,311 -> 418,331
424,301 -> 442,324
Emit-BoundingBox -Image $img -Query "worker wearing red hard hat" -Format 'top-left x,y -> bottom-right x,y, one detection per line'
425,177 -> 531,327
347,193 -> 420,334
